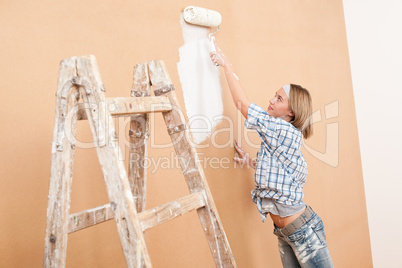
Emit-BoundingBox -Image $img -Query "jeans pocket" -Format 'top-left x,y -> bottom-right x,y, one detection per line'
311,219 -> 327,246
287,229 -> 304,243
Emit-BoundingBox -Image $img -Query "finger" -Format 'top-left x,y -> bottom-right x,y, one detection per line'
233,157 -> 246,164
215,54 -> 223,64
236,143 -> 244,153
234,139 -> 239,148
234,143 -> 245,156
234,145 -> 244,157
234,142 -> 241,154
234,139 -> 240,148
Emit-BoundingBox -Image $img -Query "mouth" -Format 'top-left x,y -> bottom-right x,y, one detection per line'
268,106 -> 273,111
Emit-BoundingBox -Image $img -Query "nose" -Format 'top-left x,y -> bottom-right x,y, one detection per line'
269,97 -> 276,105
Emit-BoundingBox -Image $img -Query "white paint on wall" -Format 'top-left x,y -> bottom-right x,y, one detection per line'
343,0 -> 402,267
177,15 -> 223,144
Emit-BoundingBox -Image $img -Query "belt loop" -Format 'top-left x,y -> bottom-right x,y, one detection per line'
304,206 -> 309,217
275,224 -> 285,237
279,228 -> 286,237
307,205 -> 314,218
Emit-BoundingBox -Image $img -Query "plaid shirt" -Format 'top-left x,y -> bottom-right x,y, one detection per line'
244,103 -> 308,222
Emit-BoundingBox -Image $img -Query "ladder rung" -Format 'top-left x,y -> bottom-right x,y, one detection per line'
76,96 -> 172,120
68,192 -> 206,234
68,203 -> 114,234
139,191 -> 206,231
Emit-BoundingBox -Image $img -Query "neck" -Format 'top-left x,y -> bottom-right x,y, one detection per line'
279,115 -> 292,122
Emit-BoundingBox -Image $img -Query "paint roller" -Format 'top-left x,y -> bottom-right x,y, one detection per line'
183,6 -> 222,52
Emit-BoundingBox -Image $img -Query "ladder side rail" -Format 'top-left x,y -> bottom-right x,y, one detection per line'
148,60 -> 236,268
129,63 -> 151,213
128,62 -> 151,267
44,57 -> 79,268
76,56 -> 152,268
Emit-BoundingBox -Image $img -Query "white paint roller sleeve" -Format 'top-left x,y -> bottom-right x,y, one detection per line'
183,6 -> 222,28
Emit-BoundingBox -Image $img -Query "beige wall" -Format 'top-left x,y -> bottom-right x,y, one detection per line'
0,1 -> 372,267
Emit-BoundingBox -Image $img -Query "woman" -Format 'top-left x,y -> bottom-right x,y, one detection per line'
210,40 -> 334,268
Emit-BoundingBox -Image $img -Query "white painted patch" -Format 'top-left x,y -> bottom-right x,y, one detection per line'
177,14 -> 223,144
51,141 -> 56,153
126,189 -> 134,203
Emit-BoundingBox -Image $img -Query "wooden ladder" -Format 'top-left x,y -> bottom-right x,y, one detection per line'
43,55 -> 236,268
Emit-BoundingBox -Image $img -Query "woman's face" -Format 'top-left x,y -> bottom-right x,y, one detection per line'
267,87 -> 294,121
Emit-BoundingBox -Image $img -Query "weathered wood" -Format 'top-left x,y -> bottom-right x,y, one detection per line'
148,60 -> 236,268
44,57 -> 79,268
109,96 -> 171,116
75,56 -> 152,268
76,96 -> 171,120
138,192 -> 206,231
44,56 -> 236,268
68,192 -> 206,233
128,63 -> 151,214
128,63 -> 151,267
68,203 -> 115,234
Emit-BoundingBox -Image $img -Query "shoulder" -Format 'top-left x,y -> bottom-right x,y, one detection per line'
278,121 -> 303,147
247,102 -> 267,118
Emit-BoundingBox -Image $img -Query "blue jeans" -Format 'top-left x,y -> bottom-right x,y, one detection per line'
273,211 -> 334,268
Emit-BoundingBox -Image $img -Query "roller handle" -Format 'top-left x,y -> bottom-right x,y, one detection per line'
209,36 -> 216,53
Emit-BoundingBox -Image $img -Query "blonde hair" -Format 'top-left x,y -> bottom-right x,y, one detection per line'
289,84 -> 313,139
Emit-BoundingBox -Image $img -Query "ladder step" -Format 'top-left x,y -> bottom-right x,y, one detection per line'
139,191 -> 206,231
68,203 -> 114,233
68,192 -> 206,234
76,96 -> 172,120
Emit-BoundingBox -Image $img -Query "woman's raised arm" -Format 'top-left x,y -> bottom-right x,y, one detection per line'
210,39 -> 250,118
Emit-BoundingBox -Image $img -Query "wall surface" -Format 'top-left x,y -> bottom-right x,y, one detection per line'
343,0 -> 402,267
0,1 -> 372,267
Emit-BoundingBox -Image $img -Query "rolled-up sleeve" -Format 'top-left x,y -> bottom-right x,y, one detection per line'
244,102 -> 281,148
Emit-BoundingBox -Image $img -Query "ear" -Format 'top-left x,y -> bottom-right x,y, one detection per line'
288,110 -> 294,117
